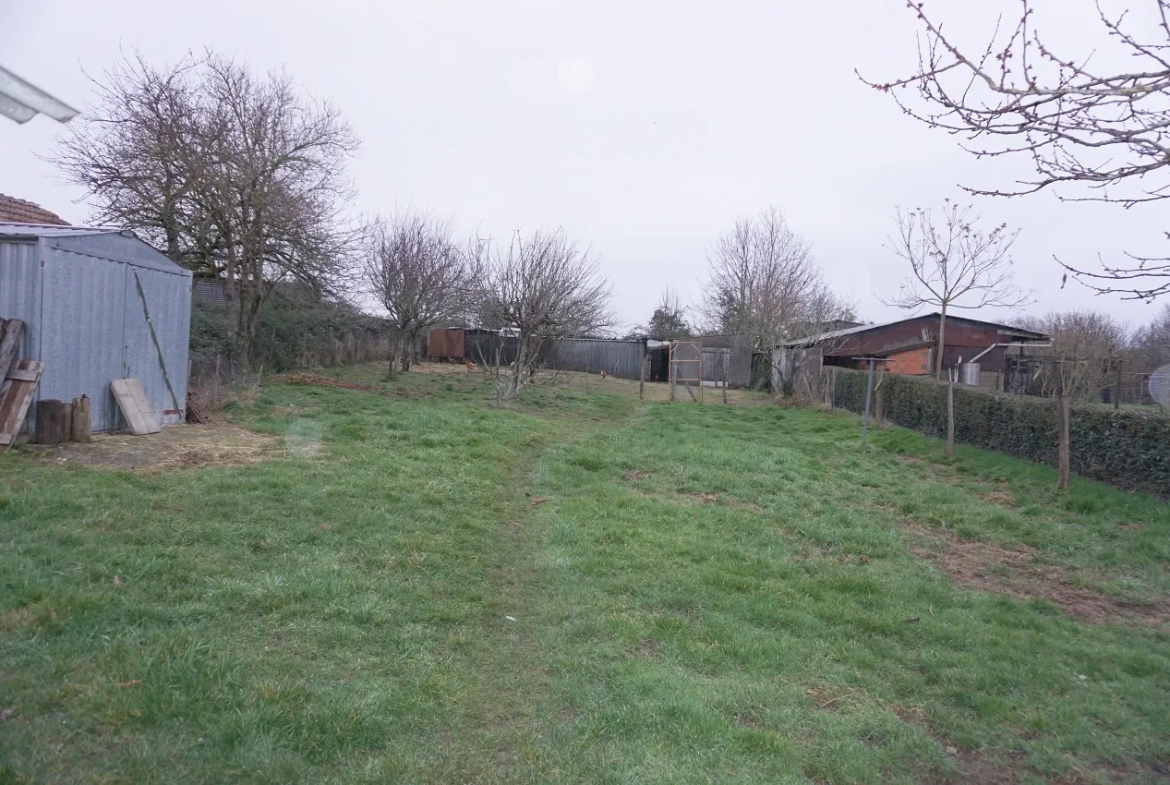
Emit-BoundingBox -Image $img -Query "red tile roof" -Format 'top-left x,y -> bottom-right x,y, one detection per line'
0,194 -> 69,226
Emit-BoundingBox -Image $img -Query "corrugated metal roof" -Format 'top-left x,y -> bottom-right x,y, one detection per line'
777,313 -> 1049,348
0,222 -> 119,238
0,65 -> 78,124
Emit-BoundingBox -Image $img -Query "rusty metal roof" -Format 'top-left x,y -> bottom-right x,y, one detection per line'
778,313 -> 1049,349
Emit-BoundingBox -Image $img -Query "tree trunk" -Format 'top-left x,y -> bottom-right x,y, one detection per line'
946,371 -> 956,456
935,305 -> 948,378
387,330 -> 399,380
71,396 -> 92,443
1057,394 -> 1071,490
36,400 -> 71,445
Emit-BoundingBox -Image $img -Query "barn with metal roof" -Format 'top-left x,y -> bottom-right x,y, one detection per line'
0,222 -> 191,438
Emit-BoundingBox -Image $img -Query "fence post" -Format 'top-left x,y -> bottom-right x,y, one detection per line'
639,355 -> 646,401
1115,359 -> 1123,409
669,345 -> 676,402
861,361 -> 876,446
946,368 -> 956,455
722,357 -> 728,404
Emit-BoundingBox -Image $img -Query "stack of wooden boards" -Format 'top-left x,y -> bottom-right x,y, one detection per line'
0,318 -> 44,449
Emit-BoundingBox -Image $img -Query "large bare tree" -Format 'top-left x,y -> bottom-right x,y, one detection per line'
363,212 -> 467,378
1019,311 -> 1128,489
54,52 -> 360,363
862,0 -> 1170,300
472,228 -> 612,402
702,207 -> 853,352
884,202 -> 1030,377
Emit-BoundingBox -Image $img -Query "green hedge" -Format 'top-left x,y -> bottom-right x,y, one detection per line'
827,368 -> 1170,499
191,297 -> 393,373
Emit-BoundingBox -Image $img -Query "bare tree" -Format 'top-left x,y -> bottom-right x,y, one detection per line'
53,51 -> 361,363
638,287 -> 692,340
1019,311 -> 1127,488
1130,304 -> 1170,372
363,212 -> 467,378
702,207 -> 852,352
884,202 -> 1030,377
862,1 -> 1170,300
471,228 -> 612,402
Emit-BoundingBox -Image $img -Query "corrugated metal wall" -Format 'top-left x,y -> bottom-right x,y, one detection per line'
39,245 -> 129,432
547,338 -> 646,379
0,233 -> 191,436
0,240 -> 41,359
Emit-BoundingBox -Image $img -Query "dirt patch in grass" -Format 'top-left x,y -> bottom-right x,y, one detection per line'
906,523 -> 1170,627
274,372 -> 383,392
980,484 -> 1017,508
624,469 -> 651,482
805,687 -> 852,712
920,748 -> 1170,784
22,424 -> 276,471
631,638 -> 659,659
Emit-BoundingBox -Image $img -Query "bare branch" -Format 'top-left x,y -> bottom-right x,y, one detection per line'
862,0 -> 1170,299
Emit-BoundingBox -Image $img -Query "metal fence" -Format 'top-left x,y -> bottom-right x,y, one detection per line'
546,338 -> 646,379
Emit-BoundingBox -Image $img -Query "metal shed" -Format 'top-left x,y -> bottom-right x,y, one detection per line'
0,223 -> 192,437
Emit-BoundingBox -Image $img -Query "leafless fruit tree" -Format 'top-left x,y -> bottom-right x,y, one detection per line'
471,228 -> 612,403
1018,311 -> 1128,488
362,212 -> 468,378
54,51 -> 360,363
884,202 -> 1030,377
702,207 -> 853,356
862,0 -> 1170,300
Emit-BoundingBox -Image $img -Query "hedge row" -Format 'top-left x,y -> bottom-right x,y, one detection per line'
191,297 -> 394,373
827,367 -> 1170,499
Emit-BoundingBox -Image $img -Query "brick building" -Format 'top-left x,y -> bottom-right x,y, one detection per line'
773,313 -> 1050,391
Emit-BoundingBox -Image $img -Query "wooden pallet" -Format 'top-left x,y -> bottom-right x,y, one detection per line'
111,378 -> 160,435
0,318 -> 24,397
0,359 -> 45,448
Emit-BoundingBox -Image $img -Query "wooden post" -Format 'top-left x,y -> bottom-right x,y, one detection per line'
862,361 -> 876,446
639,355 -> 646,401
946,369 -> 956,456
722,358 -> 728,404
71,396 -> 92,443
1058,394 -> 1072,489
37,399 -> 71,445
1114,359 -> 1123,410
669,345 -> 676,402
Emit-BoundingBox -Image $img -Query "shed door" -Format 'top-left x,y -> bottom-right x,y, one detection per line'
121,266 -> 188,426
40,248 -> 127,432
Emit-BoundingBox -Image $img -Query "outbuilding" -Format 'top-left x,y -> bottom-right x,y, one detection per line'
0,223 -> 192,438
773,313 -> 1050,392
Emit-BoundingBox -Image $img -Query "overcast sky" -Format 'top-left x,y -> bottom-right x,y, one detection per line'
1,0 -> 1164,333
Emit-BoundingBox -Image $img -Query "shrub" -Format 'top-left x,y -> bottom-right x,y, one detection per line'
190,297 -> 393,374
828,368 -> 1170,498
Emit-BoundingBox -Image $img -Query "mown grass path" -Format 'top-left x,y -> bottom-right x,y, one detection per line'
2,367 -> 1167,784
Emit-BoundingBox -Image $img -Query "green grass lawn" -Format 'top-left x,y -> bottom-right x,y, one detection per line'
2,366 -> 1168,784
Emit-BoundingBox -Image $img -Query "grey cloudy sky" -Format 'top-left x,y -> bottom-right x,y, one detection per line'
1,0 -> 1163,333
